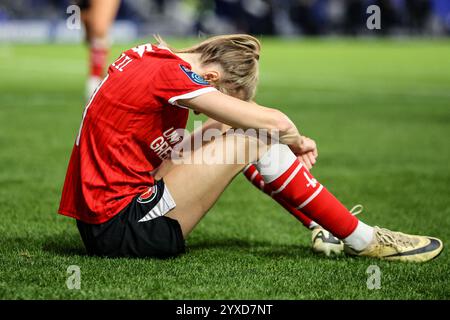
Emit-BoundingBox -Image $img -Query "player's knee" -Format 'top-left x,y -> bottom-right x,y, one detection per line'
220,132 -> 269,164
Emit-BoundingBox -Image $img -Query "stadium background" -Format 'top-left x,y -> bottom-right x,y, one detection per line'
0,0 -> 449,299
1,0 -> 450,42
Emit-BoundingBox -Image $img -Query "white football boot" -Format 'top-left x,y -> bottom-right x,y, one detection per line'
311,205 -> 363,256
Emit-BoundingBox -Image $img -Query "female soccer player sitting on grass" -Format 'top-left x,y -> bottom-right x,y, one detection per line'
59,34 -> 443,262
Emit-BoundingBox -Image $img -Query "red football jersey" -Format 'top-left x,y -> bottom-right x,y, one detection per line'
59,44 -> 217,224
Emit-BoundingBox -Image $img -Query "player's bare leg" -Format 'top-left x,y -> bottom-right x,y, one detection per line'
164,133 -> 269,237
166,118 -> 344,256
82,0 -> 121,98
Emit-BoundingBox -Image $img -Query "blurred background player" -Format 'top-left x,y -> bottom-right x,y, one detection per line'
75,0 -> 121,98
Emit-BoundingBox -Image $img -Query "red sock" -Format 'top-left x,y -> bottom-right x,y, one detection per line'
89,46 -> 108,78
256,145 -> 358,239
243,164 -> 314,228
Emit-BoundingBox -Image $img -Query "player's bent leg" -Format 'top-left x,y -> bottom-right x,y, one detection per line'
165,138 -> 443,262
99,134 -> 442,261
165,132 -> 269,238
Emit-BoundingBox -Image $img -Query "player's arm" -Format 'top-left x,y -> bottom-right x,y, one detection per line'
173,117 -> 230,154
179,91 -> 308,155
196,117 -> 317,169
195,117 -> 231,138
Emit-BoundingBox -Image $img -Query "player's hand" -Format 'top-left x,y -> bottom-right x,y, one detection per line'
296,136 -> 318,170
299,151 -> 316,170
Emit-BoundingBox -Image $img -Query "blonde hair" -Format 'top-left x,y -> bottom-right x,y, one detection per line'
155,34 -> 261,101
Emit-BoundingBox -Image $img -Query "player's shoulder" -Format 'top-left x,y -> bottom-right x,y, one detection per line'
122,44 -> 191,77
124,44 -> 186,65
119,43 -> 210,88
151,45 -> 193,72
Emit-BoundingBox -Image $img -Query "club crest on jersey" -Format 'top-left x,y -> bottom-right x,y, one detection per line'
179,65 -> 209,86
137,186 -> 158,204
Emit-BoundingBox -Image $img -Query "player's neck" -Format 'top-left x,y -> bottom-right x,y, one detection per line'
175,53 -> 204,74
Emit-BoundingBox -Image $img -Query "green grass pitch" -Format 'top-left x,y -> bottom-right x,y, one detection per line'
0,38 -> 449,299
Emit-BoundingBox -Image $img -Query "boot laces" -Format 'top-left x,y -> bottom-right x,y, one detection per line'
350,204 -> 364,216
375,227 -> 415,249
349,205 -> 415,249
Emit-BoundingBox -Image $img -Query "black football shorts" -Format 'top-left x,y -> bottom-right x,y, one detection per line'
76,179 -> 185,258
